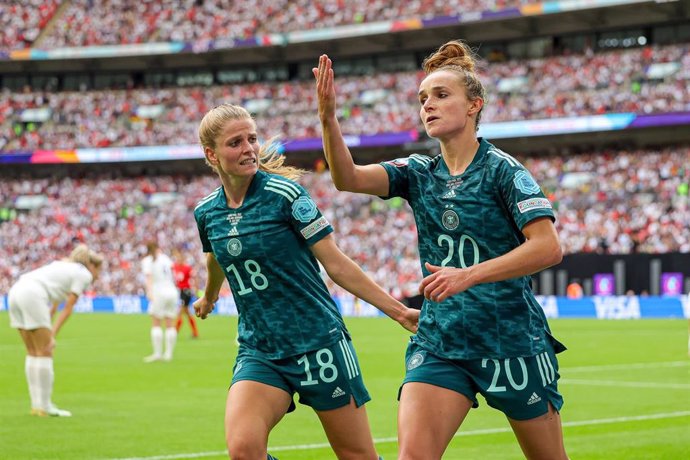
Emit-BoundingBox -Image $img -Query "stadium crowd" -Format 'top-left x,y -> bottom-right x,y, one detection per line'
2,42 -> 688,153
2,0 -> 536,52
1,146 -> 687,298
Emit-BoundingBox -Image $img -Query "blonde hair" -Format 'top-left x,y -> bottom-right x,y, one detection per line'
69,244 -> 104,268
198,104 -> 305,180
422,40 -> 486,131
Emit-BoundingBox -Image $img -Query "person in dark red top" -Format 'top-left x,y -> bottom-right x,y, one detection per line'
172,248 -> 199,338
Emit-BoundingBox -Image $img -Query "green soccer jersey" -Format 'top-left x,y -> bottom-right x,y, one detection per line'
381,138 -> 565,360
194,170 -> 347,359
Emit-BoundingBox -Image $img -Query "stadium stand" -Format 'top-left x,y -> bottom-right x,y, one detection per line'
0,0 -> 688,300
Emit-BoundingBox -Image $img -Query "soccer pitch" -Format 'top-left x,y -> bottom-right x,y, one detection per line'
1,314 -> 688,460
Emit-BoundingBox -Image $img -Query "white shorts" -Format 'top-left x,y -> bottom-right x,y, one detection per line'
8,280 -> 51,330
147,288 -> 179,319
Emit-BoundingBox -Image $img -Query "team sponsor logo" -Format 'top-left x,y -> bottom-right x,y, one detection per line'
226,238 -> 242,257
301,216 -> 330,239
526,392 -> 542,405
331,387 -> 346,398
407,352 -> 425,370
513,170 -> 541,195
517,198 -> 552,213
226,213 -> 242,235
441,209 -> 460,231
291,196 -> 318,223
442,189 -> 456,199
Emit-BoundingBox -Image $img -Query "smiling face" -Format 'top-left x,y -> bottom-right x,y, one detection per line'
204,118 -> 260,179
418,70 -> 482,141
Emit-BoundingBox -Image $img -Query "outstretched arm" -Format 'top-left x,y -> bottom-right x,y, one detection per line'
420,217 -> 562,302
193,252 -> 225,319
313,54 -> 390,196
310,234 -> 418,333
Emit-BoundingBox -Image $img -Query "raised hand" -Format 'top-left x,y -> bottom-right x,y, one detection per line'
312,54 -> 336,121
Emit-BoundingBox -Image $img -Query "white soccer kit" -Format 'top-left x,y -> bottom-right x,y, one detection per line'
141,254 -> 179,318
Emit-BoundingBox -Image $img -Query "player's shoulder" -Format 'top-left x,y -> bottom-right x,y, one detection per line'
383,153 -> 436,170
485,144 -> 523,171
194,186 -> 223,215
262,173 -> 305,204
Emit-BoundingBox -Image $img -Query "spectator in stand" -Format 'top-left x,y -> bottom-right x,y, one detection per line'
7,243 -> 103,417
172,248 -> 199,339
315,40 -> 569,459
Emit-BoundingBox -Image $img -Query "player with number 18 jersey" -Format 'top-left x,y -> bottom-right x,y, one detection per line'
194,170 -> 347,360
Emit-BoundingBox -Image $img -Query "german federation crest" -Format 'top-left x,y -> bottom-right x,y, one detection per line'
513,170 -> 540,195
442,209 -> 459,231
292,196 -> 318,223
226,238 -> 242,257
407,352 -> 425,370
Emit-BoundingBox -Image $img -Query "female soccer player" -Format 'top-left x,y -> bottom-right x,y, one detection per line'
8,243 -> 103,417
193,103 -> 419,460
142,241 -> 179,362
314,41 -> 569,460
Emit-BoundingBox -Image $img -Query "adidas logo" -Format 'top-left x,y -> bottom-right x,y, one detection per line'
331,387 -> 346,398
442,190 -> 456,199
228,227 -> 239,236
526,392 -> 542,405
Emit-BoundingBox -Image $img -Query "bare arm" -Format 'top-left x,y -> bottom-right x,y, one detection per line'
313,54 -> 390,196
311,234 -> 418,333
53,293 -> 78,337
420,217 -> 562,302
193,252 -> 225,319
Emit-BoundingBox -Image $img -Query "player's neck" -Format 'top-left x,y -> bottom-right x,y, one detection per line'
220,174 -> 253,208
441,136 -> 480,176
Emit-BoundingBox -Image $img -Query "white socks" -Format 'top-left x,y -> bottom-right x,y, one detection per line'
25,356 -> 54,411
163,327 -> 177,361
151,326 -> 163,358
150,326 -> 177,361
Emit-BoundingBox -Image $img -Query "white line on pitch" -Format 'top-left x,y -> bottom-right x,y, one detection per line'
563,360 -> 688,373
106,411 -> 690,460
561,378 -> 690,389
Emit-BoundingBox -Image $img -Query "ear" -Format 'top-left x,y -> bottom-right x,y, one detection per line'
468,97 -> 484,116
204,146 -> 218,165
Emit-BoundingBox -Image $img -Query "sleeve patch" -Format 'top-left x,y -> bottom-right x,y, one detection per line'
384,157 -> 409,168
513,170 -> 541,195
517,198 -> 552,213
291,196 -> 318,223
300,216 -> 330,239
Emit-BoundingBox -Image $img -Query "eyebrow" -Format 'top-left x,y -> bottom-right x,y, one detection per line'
418,85 -> 449,96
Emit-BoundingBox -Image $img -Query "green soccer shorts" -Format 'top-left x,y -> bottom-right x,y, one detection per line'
232,337 -> 371,412
400,339 -> 564,420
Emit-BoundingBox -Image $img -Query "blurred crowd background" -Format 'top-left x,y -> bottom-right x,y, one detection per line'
0,0 -> 688,299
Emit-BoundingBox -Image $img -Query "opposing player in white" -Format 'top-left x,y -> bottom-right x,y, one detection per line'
8,244 -> 103,417
142,241 -> 179,362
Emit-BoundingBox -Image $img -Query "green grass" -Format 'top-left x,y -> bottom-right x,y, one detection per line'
1,314 -> 688,459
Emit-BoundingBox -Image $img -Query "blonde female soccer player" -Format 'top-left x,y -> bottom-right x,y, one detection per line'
8,243 -> 103,417
193,103 -> 418,460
